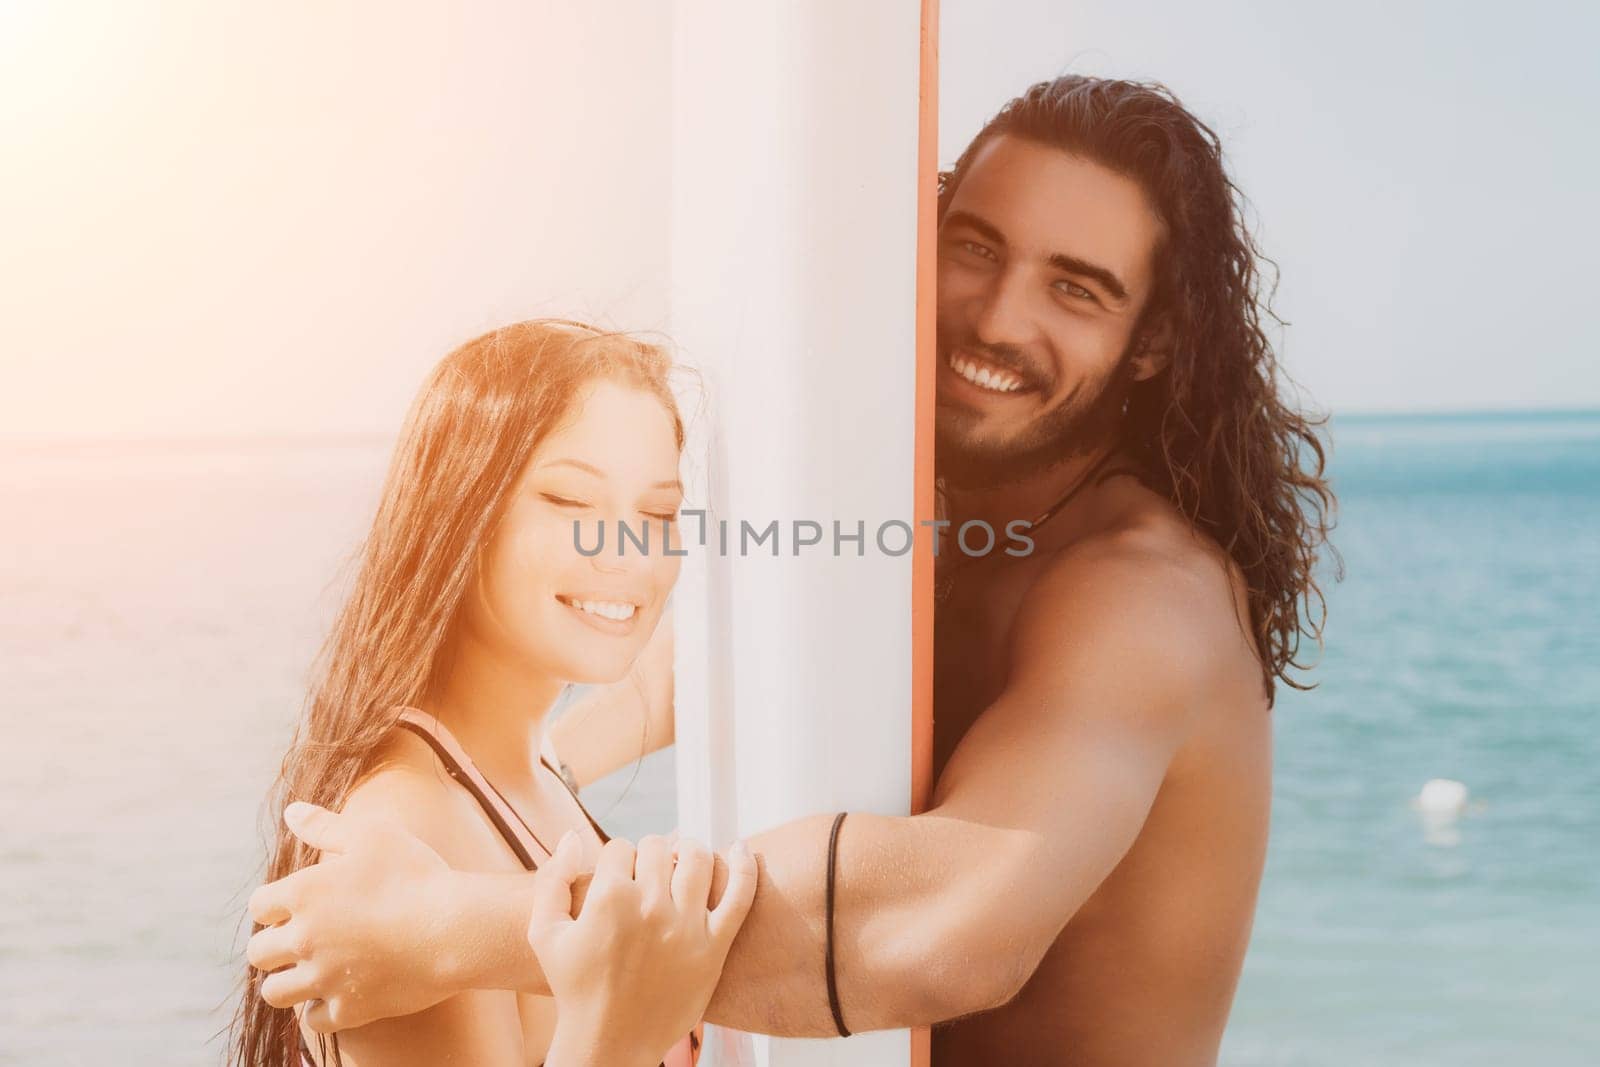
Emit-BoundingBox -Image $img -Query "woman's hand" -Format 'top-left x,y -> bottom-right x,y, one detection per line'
247,801 -> 464,1031
531,832 -> 759,1067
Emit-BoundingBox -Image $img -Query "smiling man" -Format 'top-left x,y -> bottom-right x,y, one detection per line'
245,76 -> 1335,1065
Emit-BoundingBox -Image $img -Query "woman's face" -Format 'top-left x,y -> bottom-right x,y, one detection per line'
468,378 -> 684,686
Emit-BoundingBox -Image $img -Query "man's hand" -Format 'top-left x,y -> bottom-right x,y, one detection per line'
247,801 -> 465,1032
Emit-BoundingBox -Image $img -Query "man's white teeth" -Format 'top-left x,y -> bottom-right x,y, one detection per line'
950,353 -> 1024,393
566,598 -> 637,621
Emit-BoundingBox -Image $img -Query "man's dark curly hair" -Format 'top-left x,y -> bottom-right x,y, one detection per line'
939,75 -> 1338,703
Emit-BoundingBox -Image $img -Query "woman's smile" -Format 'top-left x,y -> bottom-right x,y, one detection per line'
556,592 -> 643,636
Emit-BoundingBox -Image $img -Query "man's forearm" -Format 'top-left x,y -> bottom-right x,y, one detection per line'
429,847 -> 824,1030
433,813 -> 1028,1035
699,815 -> 838,1035
431,819 -> 867,1033
437,870 -> 552,997
702,811 -> 1028,1036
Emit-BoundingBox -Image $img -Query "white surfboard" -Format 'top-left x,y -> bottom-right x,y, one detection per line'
668,2 -> 938,1065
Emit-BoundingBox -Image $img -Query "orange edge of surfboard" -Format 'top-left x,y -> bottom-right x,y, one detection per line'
911,2 -> 938,1066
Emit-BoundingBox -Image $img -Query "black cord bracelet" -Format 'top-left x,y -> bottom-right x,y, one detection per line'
825,811 -> 851,1037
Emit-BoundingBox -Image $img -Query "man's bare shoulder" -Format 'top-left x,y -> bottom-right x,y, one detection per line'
1086,473 -> 1241,572
338,729 -> 512,872
1011,488 -> 1262,721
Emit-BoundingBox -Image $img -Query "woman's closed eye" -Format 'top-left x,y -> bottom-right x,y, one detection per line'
545,493 -> 678,522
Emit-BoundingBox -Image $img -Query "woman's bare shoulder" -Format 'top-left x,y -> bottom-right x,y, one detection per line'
300,738 -> 531,1063
338,728 -> 515,872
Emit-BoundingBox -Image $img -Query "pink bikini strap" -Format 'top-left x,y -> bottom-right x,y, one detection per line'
393,707 -> 550,868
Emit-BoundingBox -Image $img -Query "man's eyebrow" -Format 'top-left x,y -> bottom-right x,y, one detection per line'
1045,251 -> 1128,303
540,458 -> 680,491
944,208 -> 1130,303
944,209 -> 1010,250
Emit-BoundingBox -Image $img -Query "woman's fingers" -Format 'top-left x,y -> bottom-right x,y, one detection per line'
634,834 -> 675,913
246,920 -> 306,972
709,841 -> 758,946
591,837 -> 638,894
669,838 -> 715,911
528,832 -> 583,942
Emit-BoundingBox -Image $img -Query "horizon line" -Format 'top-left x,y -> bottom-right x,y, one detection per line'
2,405 -> 1598,452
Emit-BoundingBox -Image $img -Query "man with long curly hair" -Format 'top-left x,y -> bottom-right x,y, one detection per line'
247,76 -> 1335,1065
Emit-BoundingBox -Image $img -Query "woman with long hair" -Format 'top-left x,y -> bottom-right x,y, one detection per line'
231,319 -> 756,1066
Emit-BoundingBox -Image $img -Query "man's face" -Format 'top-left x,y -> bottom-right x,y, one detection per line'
936,134 -> 1164,488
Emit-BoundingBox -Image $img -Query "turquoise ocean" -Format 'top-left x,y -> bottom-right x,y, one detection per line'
1,411 -> 1595,1064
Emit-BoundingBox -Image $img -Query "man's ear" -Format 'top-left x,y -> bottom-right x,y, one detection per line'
1129,319 -> 1174,383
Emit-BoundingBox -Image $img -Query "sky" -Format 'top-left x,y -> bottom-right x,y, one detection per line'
941,0 -> 1600,416
0,2 -> 673,440
2,1 -> 1595,439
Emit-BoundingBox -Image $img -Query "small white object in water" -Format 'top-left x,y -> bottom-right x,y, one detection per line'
1415,777 -> 1470,818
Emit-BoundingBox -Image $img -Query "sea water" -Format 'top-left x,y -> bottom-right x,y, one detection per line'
1222,411 -> 1600,1064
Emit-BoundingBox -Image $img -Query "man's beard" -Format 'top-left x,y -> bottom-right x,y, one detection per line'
936,340 -> 1135,491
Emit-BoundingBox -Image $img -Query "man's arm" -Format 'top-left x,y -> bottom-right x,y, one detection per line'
692,541 -> 1223,1034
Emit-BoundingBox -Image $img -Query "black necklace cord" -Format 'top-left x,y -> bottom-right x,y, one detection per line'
934,447 -> 1125,602
1025,446 -> 1125,532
